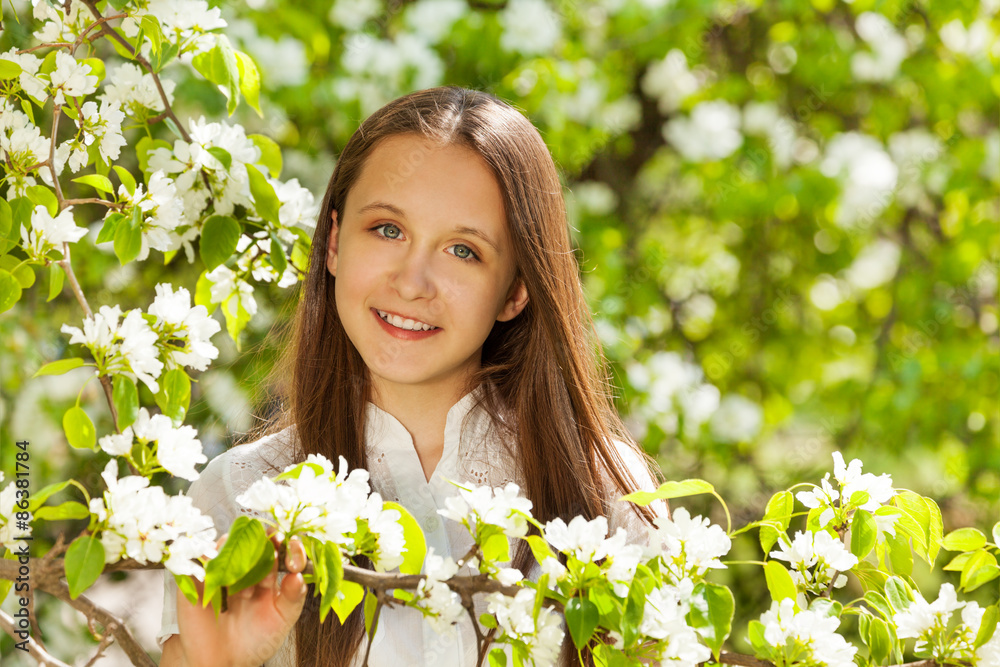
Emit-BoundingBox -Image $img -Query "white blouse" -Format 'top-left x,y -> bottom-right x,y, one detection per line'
158,385 -> 662,666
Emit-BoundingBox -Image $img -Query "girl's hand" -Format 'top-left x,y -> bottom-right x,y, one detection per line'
161,532 -> 308,667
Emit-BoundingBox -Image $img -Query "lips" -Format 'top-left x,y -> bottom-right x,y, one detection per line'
373,308 -> 440,332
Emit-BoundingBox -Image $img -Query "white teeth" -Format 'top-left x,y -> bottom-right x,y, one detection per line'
376,309 -> 437,332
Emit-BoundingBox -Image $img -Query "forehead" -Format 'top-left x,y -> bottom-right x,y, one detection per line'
346,134 -> 509,242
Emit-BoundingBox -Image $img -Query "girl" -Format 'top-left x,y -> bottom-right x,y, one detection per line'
159,85 -> 664,667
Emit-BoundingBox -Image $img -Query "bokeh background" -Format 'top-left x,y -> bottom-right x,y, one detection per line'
2,0 -> 998,663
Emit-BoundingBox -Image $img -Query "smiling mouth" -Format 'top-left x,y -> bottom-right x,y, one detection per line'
374,308 -> 440,332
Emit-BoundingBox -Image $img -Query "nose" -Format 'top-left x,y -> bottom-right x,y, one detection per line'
389,246 -> 437,301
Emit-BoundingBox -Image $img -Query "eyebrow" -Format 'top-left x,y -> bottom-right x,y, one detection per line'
357,201 -> 501,254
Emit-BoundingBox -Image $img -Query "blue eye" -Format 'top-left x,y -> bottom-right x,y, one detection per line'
451,244 -> 479,262
374,223 -> 401,239
370,224 -> 480,263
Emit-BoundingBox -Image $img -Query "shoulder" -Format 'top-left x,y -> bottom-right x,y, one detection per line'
186,426 -> 299,533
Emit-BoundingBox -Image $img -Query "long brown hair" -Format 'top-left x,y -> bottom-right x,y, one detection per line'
268,85 -> 662,666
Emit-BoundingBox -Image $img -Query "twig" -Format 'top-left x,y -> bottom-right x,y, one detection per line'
48,105 -> 64,205
62,198 -> 123,208
0,608 -> 73,667
360,600 -> 382,667
83,629 -> 116,667
0,558 -> 154,667
18,42 -> 75,53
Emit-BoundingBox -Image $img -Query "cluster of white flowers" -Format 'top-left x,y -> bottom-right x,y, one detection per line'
498,0 -> 561,56
148,116 -> 260,221
635,579 -> 711,666
1,49 -> 47,101
645,507 -> 731,581
0,97 -> 48,197
147,283 -> 221,372
335,32 -> 444,115
206,264 -> 258,319
439,481 -> 534,539
20,205 -> 88,260
796,452 -> 896,530
31,0 -> 91,46
113,169 -> 191,260
99,407 -> 207,481
61,304 -> 164,392
122,0 -> 226,57
62,100 -> 127,172
412,547 -> 465,635
894,582 -> 993,661
89,461 -> 218,578
742,101 -> 801,171
641,49 -> 702,114
236,454 -> 406,571
759,598 -> 857,667
769,530 -> 858,594
544,515 -> 644,596
819,131 -> 898,229
626,351 -> 764,444
0,473 -> 32,551
101,63 -> 177,118
664,100 -> 744,162
235,232 -> 298,288
485,588 -> 565,666
49,51 -> 99,106
851,12 -> 909,82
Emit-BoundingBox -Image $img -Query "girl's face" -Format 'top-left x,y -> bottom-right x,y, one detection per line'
327,133 -> 529,401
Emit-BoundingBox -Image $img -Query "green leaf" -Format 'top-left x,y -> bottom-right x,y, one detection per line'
382,502 -> 426,575
620,478 -> 714,506
227,539 -> 275,595
27,185 -> 58,216
565,597 -> 599,649
47,263 -> 64,301
760,491 -> 794,555
851,510 -> 877,561
621,577 -> 645,647
113,166 -> 136,197
764,560 -> 797,602
195,270 -> 217,314
924,497 -> 943,566
524,534 -> 555,565
192,40 -> 240,115
113,375 -> 139,430
863,591 -> 894,621
482,531 -> 510,563
34,501 -> 90,521
0,270 -> 21,313
975,605 -> 998,649
867,617 -> 892,665
250,134 -> 282,178
72,174 -> 115,195
269,235 -> 287,277
942,527 -> 987,552
330,580 -> 364,625
26,481 -> 72,512
363,589 -> 378,635
34,358 -> 85,377
63,406 -> 96,450
993,522 -> 1000,547
65,535 -> 105,598
488,648 -> 507,667
140,14 -> 163,54
885,528 -> 913,577
199,215 -> 241,271
0,59 -> 22,80
80,58 -> 105,84
687,582 -> 734,660
96,213 -> 125,244
0,255 -> 34,288
960,549 -> 1000,592
318,541 -> 344,623
247,165 -> 281,225
203,516 -> 270,604
206,146 -> 232,171
0,198 -> 11,255
113,219 -> 142,265
155,368 -> 191,423
235,50 -> 262,116
944,552 -> 972,572
884,576 -> 913,612
221,281 -> 252,346
893,491 -> 930,562
174,573 -> 200,606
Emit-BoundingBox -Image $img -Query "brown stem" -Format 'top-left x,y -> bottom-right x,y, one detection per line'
0,609 -> 73,667
18,42 -> 75,53
0,559 -> 153,667
49,105 -> 65,205
62,198 -> 123,208
360,600 -> 382,667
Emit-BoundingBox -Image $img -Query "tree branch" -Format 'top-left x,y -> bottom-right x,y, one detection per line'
0,608 -> 73,667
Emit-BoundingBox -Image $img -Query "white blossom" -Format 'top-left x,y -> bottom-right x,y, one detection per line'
122,0 -> 226,56
543,515 -> 610,562
645,507 -> 731,579
852,12 -> 909,82
819,132 -> 898,229
0,49 -> 47,100
769,530 -> 857,593
760,598 -> 857,667
102,63 -> 176,117
206,265 -> 258,318
641,49 -> 700,114
438,482 -> 533,539
664,100 -> 744,162
74,100 -> 127,164
48,51 -> 98,106
20,205 -> 87,260
709,394 -> 764,444
486,589 -> 564,666
831,451 -> 895,511
404,0 -> 467,44
640,580 -> 711,666
61,305 -> 164,392
114,170 -> 188,260
498,0 -> 561,56
939,19 -> 992,58
413,548 -> 464,634
148,283 -> 221,372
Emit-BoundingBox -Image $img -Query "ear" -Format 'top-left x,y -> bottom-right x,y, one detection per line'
326,209 -> 339,277
496,278 -> 529,322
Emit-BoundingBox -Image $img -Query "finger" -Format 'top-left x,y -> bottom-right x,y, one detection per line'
285,537 -> 306,573
259,543 -> 281,590
276,572 -> 307,620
